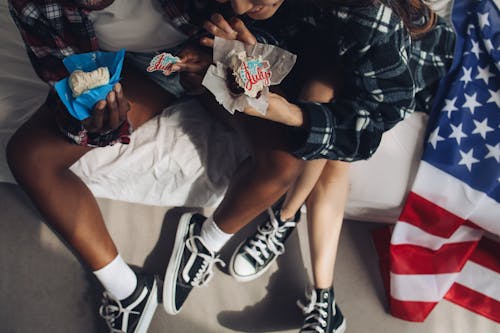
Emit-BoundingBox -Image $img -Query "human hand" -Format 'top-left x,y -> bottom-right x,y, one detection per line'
243,93 -> 304,127
173,45 -> 213,94
200,14 -> 257,47
82,83 -> 130,133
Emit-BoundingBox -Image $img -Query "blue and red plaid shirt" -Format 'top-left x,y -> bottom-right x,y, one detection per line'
8,0 -> 217,85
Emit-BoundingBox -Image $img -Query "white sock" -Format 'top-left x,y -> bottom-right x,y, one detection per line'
200,215 -> 233,252
93,255 -> 138,300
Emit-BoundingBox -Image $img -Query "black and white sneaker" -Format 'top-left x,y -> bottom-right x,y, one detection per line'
229,206 -> 299,282
163,213 -> 225,315
99,274 -> 159,333
297,287 -> 346,333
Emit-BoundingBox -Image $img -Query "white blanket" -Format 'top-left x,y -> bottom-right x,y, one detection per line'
0,0 -> 451,222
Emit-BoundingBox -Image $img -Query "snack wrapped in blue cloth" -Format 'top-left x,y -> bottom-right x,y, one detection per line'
55,49 -> 126,120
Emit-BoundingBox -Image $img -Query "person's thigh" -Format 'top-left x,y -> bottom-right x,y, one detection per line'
120,60 -> 176,129
8,103 -> 92,172
9,60 -> 178,173
198,92 -> 297,153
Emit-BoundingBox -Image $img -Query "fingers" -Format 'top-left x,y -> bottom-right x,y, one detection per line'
177,46 -> 201,63
176,50 -> 201,70
203,14 -> 237,41
83,83 -> 129,133
230,18 -> 257,45
202,15 -> 257,46
211,13 -> 236,35
106,89 -> 119,130
200,36 -> 214,48
114,83 -> 130,123
83,100 -> 106,133
173,61 -> 206,73
178,52 -> 199,63
174,47 -> 212,75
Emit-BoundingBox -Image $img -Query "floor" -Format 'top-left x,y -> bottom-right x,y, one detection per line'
1,182 -> 498,333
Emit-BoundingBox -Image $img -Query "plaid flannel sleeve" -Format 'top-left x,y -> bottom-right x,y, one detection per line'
8,1 -> 77,85
9,1 -> 132,147
292,29 -> 416,161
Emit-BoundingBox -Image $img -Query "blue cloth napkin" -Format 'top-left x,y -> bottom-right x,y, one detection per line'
55,49 -> 125,120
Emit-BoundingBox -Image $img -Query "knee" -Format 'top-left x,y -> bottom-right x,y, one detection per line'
299,80 -> 335,103
253,150 -> 305,187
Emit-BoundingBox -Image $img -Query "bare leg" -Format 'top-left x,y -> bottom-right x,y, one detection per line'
280,80 -> 334,220
305,160 -> 350,288
271,79 -> 348,288
280,160 -> 326,219
6,65 -> 173,270
197,92 -> 306,234
213,113 -> 305,233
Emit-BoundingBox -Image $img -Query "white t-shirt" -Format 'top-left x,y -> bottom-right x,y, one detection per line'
89,0 -> 188,52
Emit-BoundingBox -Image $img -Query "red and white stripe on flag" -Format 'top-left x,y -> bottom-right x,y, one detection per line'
387,162 -> 500,323
445,237 -> 500,323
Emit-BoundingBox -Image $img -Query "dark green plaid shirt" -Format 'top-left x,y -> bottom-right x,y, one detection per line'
245,1 -> 455,161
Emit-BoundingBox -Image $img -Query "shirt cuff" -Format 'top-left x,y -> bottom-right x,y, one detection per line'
51,92 -> 132,147
291,101 -> 335,160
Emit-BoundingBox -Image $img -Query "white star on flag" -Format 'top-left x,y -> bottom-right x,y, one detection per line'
449,123 -> 468,144
383,0 -> 500,325
485,143 -> 500,163
486,89 -> 500,107
442,97 -> 459,118
458,148 -> 480,171
470,40 -> 483,58
459,66 -> 473,84
472,118 -> 494,139
475,65 -> 495,84
463,92 -> 482,114
429,126 -> 445,149
478,12 -> 490,29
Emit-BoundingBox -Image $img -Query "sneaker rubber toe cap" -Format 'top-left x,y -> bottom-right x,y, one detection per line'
232,255 -> 256,278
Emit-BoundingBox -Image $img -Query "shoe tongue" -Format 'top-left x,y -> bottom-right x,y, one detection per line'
314,288 -> 331,304
193,216 -> 204,235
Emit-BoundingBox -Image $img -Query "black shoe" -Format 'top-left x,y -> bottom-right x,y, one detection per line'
229,206 -> 300,282
99,274 -> 159,333
163,212 -> 225,315
298,287 -> 346,333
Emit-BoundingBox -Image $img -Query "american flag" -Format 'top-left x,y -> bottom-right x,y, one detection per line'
374,0 -> 500,323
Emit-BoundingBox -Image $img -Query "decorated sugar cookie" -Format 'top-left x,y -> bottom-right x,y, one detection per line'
147,52 -> 181,76
226,51 -> 271,98
201,37 -> 297,115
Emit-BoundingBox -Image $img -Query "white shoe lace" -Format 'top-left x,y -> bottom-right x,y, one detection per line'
185,235 -> 225,287
297,289 -> 330,333
99,291 -> 140,333
243,208 -> 297,265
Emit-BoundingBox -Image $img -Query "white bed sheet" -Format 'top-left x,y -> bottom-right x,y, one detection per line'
0,0 -> 450,222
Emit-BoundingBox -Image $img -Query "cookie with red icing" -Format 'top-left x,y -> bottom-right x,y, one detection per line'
226,51 -> 271,98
